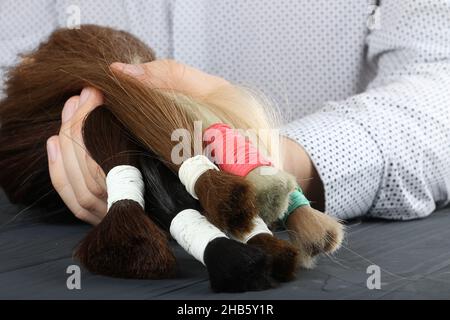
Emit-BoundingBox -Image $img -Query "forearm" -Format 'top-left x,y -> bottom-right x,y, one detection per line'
281,0 -> 450,220
281,64 -> 450,221
281,109 -> 384,220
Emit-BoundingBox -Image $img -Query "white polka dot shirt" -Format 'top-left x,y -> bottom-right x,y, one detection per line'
1,0 -> 449,220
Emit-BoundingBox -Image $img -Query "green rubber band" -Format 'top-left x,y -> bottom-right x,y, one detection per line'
279,187 -> 310,226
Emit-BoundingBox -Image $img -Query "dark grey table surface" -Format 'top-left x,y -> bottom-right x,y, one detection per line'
0,189 -> 449,299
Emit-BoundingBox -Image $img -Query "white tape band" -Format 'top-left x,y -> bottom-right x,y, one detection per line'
242,216 -> 273,243
106,165 -> 145,211
178,155 -> 219,199
170,209 -> 227,265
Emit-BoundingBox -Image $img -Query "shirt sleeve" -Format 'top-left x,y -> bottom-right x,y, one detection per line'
282,0 -> 450,220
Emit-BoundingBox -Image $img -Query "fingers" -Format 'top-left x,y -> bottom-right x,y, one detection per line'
47,136 -> 101,225
68,87 -> 107,196
58,89 -> 107,220
110,59 -> 230,99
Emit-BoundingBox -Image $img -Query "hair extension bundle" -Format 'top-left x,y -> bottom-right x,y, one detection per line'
203,123 -> 297,225
202,122 -> 355,276
285,206 -> 344,269
169,93 -> 300,281
0,24 -> 343,286
0,25 -> 275,288
167,94 -> 297,224
168,85 -> 344,265
82,108 -> 274,290
74,107 -> 177,279
177,154 -> 257,237
139,153 -> 275,292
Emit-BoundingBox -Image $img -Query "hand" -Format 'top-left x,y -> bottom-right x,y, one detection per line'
47,87 -> 107,225
110,59 -> 230,99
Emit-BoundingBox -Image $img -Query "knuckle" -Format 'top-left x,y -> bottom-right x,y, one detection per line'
52,180 -> 67,193
77,193 -> 96,210
90,183 -> 106,198
49,173 -> 62,189
69,121 -> 82,138
50,175 -> 68,193
73,210 -> 88,221
65,96 -> 79,106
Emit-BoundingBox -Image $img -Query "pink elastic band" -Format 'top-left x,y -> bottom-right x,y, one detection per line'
203,123 -> 272,177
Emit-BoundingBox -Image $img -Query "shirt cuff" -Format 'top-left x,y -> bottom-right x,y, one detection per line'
281,111 -> 384,219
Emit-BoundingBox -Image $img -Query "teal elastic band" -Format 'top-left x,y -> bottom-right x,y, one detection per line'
279,187 -> 310,226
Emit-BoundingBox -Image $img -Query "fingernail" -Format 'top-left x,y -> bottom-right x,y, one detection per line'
79,87 -> 91,105
61,98 -> 77,123
46,139 -> 58,163
121,64 -> 145,76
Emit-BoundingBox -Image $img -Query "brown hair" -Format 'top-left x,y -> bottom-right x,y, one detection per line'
76,107 -> 176,278
0,25 -> 155,210
0,25 -> 257,236
0,25 -> 265,279
0,25 -> 346,285
1,24 -> 331,288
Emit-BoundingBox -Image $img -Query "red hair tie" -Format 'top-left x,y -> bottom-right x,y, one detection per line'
204,123 -> 272,177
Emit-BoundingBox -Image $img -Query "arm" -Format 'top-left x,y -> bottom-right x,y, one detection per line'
282,0 -> 450,220
281,136 -> 325,211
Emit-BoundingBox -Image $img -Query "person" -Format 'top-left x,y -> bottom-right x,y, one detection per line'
3,0 -> 450,225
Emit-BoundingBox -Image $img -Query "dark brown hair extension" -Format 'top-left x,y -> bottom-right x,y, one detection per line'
0,25 -> 257,237
195,170 -> 257,236
0,25 -> 156,212
247,233 -> 299,282
77,107 -> 176,279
